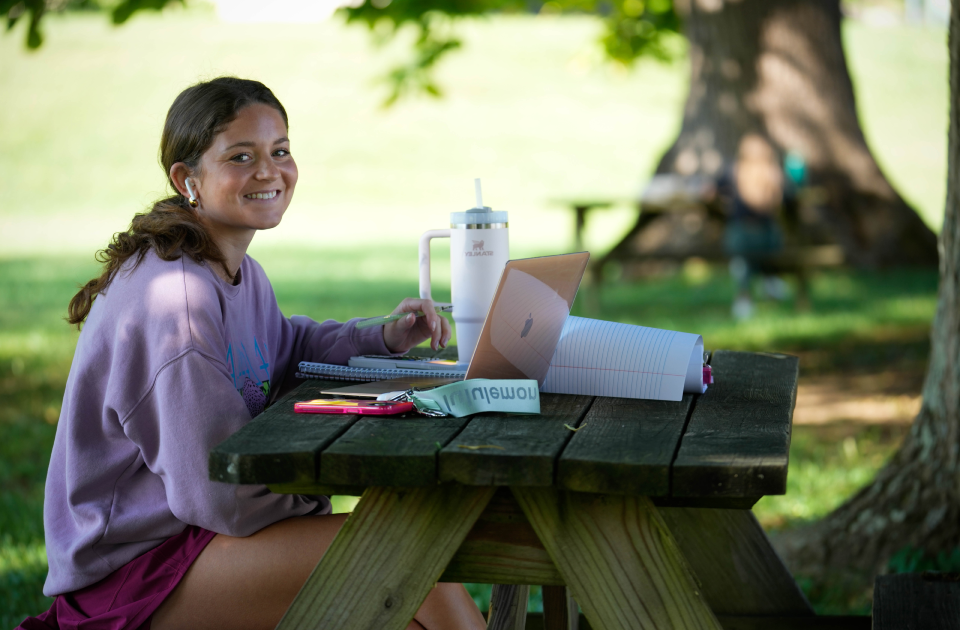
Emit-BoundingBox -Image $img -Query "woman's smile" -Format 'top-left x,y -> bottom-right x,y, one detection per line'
244,189 -> 280,200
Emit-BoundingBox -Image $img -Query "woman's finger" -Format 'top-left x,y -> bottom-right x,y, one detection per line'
439,316 -> 452,349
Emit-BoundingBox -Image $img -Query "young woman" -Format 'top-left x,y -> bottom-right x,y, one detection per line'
19,77 -> 485,630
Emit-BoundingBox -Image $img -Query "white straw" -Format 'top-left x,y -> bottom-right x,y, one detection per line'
474,178 -> 483,209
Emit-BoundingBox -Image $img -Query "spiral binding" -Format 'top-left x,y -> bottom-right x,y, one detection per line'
296,361 -> 466,382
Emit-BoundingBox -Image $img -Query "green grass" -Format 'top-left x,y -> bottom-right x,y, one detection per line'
0,4 -> 948,622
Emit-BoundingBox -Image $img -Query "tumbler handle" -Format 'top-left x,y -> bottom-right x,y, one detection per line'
418,229 -> 451,300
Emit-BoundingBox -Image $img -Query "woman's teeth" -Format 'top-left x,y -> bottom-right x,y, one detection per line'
245,191 -> 278,200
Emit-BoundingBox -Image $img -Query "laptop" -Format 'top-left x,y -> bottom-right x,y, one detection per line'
326,252 -> 589,397
465,252 -> 589,385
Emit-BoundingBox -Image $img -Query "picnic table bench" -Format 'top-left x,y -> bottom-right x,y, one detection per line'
556,176 -> 843,308
208,348 -> 863,629
873,572 -> 960,630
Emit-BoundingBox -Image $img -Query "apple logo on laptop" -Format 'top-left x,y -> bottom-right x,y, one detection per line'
521,313 -> 533,338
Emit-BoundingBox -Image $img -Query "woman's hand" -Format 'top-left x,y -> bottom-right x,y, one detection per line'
382,297 -> 452,354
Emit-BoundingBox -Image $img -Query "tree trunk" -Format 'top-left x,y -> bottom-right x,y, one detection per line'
658,0 -> 938,267
776,0 -> 960,578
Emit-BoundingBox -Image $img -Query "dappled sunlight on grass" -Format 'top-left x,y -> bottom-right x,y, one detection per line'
754,424 -> 908,530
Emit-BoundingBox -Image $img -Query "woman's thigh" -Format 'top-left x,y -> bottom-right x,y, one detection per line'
151,515 -> 484,630
151,514 -> 348,630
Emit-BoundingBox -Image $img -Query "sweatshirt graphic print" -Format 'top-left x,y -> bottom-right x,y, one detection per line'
226,339 -> 270,417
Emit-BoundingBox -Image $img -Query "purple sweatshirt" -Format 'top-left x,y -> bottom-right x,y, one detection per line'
43,250 -> 392,596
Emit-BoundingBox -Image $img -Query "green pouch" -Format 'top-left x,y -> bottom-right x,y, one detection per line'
408,379 -> 540,418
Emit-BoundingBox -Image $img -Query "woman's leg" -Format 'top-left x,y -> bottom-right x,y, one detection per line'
151,514 -> 485,630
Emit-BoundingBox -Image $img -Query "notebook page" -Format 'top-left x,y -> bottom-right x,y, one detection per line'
540,317 -> 704,401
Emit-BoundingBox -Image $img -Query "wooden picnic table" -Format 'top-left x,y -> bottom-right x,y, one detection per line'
209,349 -> 815,630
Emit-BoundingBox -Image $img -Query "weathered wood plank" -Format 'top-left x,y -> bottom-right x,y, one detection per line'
439,394 -> 594,487
277,484 -> 495,630
873,573 -> 960,630
541,585 -> 579,630
513,488 -> 722,630
658,507 -> 813,616
651,496 -> 761,510
320,416 -> 470,487
441,487 -> 563,586
502,613 -> 871,630
558,394 -> 693,496
717,616 -> 870,630
672,351 -> 798,499
209,378 -> 360,485
487,585 -> 530,630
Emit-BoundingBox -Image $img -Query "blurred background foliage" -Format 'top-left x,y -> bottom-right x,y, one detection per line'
0,0 -> 948,622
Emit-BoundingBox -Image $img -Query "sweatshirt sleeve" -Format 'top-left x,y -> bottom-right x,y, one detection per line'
120,349 -> 327,536
272,315 -> 396,398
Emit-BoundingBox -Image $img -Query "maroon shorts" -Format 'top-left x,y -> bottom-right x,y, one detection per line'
17,526 -> 217,630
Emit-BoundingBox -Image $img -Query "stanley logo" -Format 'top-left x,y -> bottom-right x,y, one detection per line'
466,239 -> 494,257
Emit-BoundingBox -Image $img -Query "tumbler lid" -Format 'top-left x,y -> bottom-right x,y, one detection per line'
451,206 -> 509,225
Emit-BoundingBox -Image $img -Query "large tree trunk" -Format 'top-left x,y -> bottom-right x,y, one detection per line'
776,0 -> 960,579
657,0 -> 938,267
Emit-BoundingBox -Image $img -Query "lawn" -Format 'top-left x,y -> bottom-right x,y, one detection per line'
0,3 -> 948,623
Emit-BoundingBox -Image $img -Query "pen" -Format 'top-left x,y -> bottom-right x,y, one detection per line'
355,305 -> 453,329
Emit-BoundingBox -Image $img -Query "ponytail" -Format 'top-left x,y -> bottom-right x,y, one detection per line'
66,196 -> 228,328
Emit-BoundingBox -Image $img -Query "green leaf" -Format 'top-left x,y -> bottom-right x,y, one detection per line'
111,0 -> 182,25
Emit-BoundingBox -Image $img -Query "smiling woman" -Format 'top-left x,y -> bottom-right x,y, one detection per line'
17,77 -> 467,630
169,102 -> 298,283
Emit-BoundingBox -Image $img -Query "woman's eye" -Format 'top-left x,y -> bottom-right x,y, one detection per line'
231,154 -> 252,163
274,148 -> 290,158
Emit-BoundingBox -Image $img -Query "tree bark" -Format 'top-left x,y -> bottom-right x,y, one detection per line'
658,0 -> 938,267
776,0 -> 960,578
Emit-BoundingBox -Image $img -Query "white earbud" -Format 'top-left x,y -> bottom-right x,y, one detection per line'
185,178 -> 199,208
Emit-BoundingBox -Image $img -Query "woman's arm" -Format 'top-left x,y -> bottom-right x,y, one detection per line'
121,349 -> 325,536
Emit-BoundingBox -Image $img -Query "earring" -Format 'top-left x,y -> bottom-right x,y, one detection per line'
185,178 -> 199,208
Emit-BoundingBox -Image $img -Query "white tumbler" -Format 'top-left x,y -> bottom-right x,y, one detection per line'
419,182 -> 509,365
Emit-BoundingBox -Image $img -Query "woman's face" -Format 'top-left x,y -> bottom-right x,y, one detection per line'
193,103 -> 298,240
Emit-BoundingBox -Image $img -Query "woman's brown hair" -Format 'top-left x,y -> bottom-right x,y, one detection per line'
67,77 -> 289,328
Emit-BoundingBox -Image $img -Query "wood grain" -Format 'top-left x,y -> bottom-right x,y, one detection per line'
513,487 -> 722,630
672,351 -> 798,499
277,484 -> 495,630
873,573 -> 960,630
320,415 -> 470,486
209,378 -> 359,485
439,394 -> 594,487
558,395 -> 693,496
487,585 -> 530,630
542,585 -> 579,630
658,507 -> 813,616
441,488 -> 563,586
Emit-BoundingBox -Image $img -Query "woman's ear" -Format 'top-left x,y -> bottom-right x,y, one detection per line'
169,162 -> 194,198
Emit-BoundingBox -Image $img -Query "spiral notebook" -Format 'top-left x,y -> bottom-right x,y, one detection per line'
296,362 -> 466,382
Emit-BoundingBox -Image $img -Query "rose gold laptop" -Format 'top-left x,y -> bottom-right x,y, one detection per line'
465,252 -> 589,386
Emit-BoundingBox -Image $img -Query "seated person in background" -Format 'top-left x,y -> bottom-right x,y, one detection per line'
718,133 -> 790,320
19,77 -> 484,630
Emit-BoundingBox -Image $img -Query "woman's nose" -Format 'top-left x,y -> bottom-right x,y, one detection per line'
255,158 -> 280,180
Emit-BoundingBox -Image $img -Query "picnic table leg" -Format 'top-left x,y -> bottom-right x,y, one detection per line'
657,507 -> 814,616
541,585 -> 578,630
277,485 -> 496,630
512,488 -> 722,630
487,584 -> 529,630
